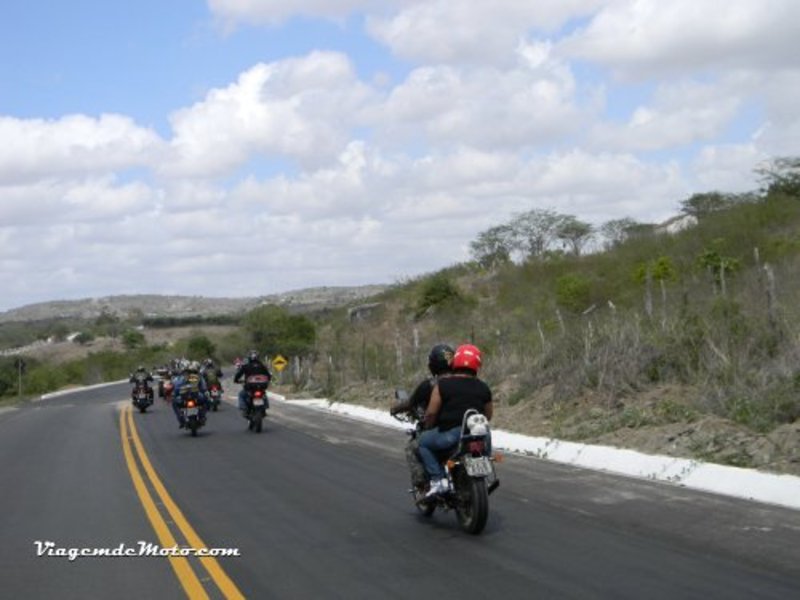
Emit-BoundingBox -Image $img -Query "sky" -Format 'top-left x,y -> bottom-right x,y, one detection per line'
1,0 -> 799,313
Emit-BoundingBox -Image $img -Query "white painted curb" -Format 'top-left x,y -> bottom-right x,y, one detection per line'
39,380 -> 129,400
281,397 -> 800,512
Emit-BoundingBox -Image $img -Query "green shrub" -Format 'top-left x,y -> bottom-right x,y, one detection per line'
415,274 -> 463,318
555,274 -> 591,313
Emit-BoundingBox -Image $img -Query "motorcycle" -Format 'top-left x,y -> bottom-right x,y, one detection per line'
208,383 -> 222,412
242,374 -> 270,433
392,390 -> 500,535
131,383 -> 154,413
161,379 -> 174,403
156,369 -> 171,399
179,393 -> 207,437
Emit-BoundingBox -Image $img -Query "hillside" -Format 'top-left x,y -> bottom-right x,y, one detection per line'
301,186 -> 800,476
0,285 -> 388,324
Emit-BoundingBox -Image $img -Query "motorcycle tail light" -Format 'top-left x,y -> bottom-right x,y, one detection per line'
187,400 -> 196,407
254,390 -> 263,398
468,441 -> 485,455
446,459 -> 456,470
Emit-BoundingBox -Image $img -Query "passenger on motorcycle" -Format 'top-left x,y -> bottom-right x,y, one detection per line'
201,358 -> 224,391
390,343 -> 454,487
418,344 -> 493,498
171,361 -> 211,428
233,351 -> 272,417
129,365 -> 154,400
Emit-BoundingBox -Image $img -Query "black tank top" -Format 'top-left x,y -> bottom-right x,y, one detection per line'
436,375 -> 492,431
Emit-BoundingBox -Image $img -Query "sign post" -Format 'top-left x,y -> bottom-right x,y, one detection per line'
271,355 -> 288,373
271,355 -> 288,385
14,358 -> 26,399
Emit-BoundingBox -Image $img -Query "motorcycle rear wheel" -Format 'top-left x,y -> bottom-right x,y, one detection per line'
455,475 -> 489,535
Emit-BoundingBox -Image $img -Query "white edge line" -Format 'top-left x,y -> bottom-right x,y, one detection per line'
280,397 -> 800,512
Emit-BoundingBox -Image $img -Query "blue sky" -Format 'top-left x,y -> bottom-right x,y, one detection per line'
1,0 -> 799,312
0,2 -> 400,133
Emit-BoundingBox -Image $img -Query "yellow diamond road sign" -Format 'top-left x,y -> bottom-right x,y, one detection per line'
272,355 -> 288,372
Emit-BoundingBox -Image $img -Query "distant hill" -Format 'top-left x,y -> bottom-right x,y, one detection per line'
0,285 -> 389,324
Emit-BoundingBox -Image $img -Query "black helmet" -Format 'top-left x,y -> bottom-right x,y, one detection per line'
247,350 -> 259,363
427,344 -> 454,376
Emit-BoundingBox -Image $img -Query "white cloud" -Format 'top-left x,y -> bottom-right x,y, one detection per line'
0,177 -> 156,228
589,80 -> 742,151
0,114 -> 162,184
378,41 -> 589,150
162,52 -> 373,177
367,0 -> 605,66
559,0 -> 800,77
751,70 -> 800,157
691,144 -> 765,192
207,0 -> 399,28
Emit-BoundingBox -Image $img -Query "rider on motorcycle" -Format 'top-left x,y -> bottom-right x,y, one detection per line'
171,360 -> 210,428
390,343 -> 454,487
418,344 -> 493,498
129,365 -> 154,400
201,358 -> 224,391
233,350 -> 272,417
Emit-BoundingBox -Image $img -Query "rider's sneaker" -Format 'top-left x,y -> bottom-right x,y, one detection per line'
425,478 -> 451,498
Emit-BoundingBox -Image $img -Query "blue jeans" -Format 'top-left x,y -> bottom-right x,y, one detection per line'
418,426 -> 462,480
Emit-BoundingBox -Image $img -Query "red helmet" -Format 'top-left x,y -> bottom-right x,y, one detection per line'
452,344 -> 482,372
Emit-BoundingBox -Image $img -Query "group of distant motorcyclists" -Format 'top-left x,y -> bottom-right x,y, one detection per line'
128,350 -> 273,429
129,340 -> 495,501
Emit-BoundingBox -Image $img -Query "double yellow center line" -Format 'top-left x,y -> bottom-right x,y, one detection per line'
119,406 -> 244,599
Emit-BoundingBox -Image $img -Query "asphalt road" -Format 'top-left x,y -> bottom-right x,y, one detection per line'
2,382 -> 800,599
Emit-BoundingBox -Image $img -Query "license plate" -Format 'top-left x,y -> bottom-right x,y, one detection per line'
184,407 -> 199,416
253,398 -> 264,407
464,456 -> 493,477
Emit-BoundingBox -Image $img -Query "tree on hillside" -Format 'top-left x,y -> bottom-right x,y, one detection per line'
95,308 -> 121,338
186,334 -> 216,360
556,215 -> 594,256
242,305 -> 316,357
600,217 -> 640,249
469,224 -> 514,268
756,156 -> 800,197
415,273 -> 467,319
510,208 -> 563,259
680,192 -> 734,219
697,241 -> 740,295
122,329 -> 145,350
